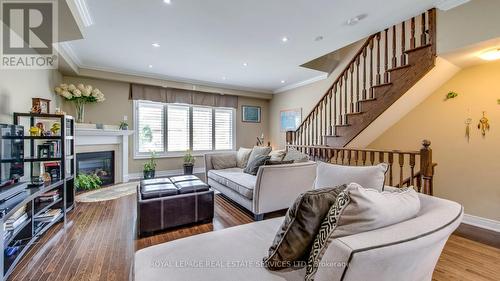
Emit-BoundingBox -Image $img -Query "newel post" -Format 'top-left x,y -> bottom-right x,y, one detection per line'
420,140 -> 434,195
285,131 -> 294,145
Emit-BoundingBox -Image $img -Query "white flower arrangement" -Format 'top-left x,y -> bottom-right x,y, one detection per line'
54,83 -> 105,103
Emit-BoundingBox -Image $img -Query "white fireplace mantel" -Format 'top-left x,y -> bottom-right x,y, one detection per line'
75,128 -> 134,182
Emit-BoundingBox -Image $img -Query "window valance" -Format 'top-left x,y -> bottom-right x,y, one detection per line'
129,84 -> 238,109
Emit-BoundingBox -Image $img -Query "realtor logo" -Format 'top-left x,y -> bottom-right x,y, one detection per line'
0,0 -> 58,69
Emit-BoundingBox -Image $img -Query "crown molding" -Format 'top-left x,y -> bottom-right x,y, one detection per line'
273,73 -> 328,94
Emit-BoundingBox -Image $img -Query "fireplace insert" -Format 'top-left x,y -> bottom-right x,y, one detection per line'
76,151 -> 115,186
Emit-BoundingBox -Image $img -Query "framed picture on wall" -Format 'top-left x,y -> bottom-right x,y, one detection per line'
242,105 -> 261,123
280,108 -> 302,132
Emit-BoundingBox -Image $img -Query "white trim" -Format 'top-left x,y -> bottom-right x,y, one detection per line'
462,213 -> 500,232
273,73 -> 328,94
74,0 -> 94,27
436,0 -> 470,11
128,168 -> 206,180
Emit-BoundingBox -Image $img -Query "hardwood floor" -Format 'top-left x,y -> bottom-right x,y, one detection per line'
9,194 -> 500,281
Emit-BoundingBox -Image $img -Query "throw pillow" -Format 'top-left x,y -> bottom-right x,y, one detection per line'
264,160 -> 294,166
211,154 -> 237,170
236,147 -> 252,168
247,146 -> 272,165
282,148 -> 309,163
263,185 -> 347,271
314,161 -> 388,191
268,149 -> 286,161
305,183 -> 421,280
243,155 -> 270,175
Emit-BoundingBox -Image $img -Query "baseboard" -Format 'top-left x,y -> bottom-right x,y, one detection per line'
462,214 -> 500,232
128,168 -> 206,180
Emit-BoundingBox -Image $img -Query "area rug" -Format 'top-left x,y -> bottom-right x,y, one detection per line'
75,182 -> 138,203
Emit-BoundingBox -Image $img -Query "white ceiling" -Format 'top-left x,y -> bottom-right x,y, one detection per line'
66,0 -> 442,93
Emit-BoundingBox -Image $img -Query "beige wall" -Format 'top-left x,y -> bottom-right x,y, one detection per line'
62,76 -> 269,173
369,61 -> 500,221
269,41 -> 364,148
0,69 -> 62,123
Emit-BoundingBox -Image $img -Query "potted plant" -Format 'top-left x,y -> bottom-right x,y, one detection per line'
75,174 -> 102,191
183,150 -> 195,175
119,121 -> 129,130
143,152 -> 157,179
54,83 -> 105,123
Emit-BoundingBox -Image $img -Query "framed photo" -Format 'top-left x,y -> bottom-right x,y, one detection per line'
32,98 -> 51,114
280,108 -> 302,132
242,105 -> 261,123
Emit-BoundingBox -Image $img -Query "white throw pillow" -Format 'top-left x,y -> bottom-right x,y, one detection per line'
236,147 -> 252,168
268,149 -> 286,161
332,183 -> 421,238
314,162 -> 388,191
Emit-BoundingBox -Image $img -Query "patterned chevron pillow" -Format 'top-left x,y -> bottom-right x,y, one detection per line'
305,183 -> 420,280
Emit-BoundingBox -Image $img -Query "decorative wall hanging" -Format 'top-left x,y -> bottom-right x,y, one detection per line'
280,108 -> 302,132
465,118 -> 472,143
477,111 -> 490,137
242,105 -> 261,123
444,91 -> 458,101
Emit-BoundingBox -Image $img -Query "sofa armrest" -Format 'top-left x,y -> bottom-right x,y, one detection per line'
252,161 -> 317,215
204,151 -> 238,178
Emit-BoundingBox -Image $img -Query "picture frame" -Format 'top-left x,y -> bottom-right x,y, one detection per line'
32,98 -> 51,114
280,108 -> 302,132
242,105 -> 261,123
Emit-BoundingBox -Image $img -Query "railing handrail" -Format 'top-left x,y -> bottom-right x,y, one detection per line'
286,144 -> 420,155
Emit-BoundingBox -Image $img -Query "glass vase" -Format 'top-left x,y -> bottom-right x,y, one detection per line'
74,101 -> 85,123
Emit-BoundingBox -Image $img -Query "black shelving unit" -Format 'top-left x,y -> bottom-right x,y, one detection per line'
0,113 -> 76,280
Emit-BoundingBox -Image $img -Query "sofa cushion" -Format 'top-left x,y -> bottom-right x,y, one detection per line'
208,168 -> 256,199
211,154 -> 237,170
305,183 -> 421,280
247,146 -> 272,165
236,147 -> 253,168
268,149 -> 286,161
315,162 -> 388,191
283,148 -> 309,163
263,185 -> 347,271
244,155 -> 271,175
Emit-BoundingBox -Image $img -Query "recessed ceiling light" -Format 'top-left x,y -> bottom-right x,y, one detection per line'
346,14 -> 367,26
282,37 -> 288,43
281,80 -> 286,84
148,64 -> 153,68
478,49 -> 500,61
152,43 -> 160,48
243,62 -> 248,67
163,0 -> 171,4
222,76 -> 226,80
314,36 -> 324,42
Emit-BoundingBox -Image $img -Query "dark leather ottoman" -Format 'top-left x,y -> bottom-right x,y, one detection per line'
137,176 -> 214,237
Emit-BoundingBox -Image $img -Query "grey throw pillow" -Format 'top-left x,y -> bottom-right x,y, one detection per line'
264,160 -> 294,166
263,185 -> 347,271
211,154 -> 237,170
247,146 -> 272,165
283,148 -> 309,163
236,147 -> 252,168
243,155 -> 270,175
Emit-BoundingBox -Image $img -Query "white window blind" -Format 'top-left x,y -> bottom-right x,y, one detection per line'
192,106 -> 213,151
167,104 -> 190,152
137,101 -> 165,153
215,108 -> 234,150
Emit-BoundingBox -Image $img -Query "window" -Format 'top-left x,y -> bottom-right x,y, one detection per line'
134,100 -> 235,158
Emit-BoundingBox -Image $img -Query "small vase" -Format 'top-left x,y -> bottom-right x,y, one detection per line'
74,101 -> 85,123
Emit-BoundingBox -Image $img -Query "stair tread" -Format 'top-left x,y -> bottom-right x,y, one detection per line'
388,64 -> 411,72
324,135 -> 342,138
346,111 -> 363,116
358,98 -> 377,102
334,124 -> 350,127
372,82 -> 392,88
404,44 -> 432,53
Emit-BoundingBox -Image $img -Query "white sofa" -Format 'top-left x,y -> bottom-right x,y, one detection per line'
204,151 -> 317,220
134,191 -> 463,281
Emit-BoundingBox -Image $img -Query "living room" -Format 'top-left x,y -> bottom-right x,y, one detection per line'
0,0 -> 499,280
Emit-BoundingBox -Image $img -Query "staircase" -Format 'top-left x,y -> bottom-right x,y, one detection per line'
286,9 -> 437,148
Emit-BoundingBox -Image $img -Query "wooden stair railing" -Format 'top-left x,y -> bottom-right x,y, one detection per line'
287,140 -> 435,195
286,9 -> 437,148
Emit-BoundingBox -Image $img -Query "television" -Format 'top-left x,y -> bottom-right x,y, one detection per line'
0,124 -> 24,187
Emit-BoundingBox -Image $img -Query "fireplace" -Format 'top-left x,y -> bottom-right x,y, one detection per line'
76,151 -> 115,186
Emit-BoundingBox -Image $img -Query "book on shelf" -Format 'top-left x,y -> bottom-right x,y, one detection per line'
4,213 -> 28,231
34,208 -> 62,223
37,190 -> 60,202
